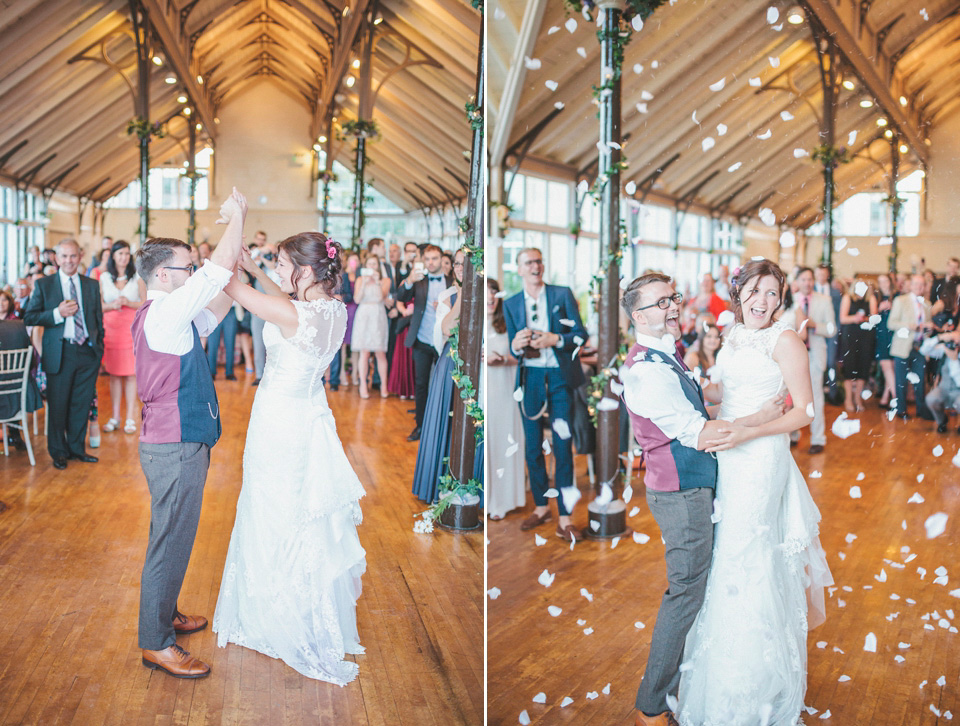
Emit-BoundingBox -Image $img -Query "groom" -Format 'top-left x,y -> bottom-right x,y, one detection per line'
133,189 -> 247,678
620,273 -> 779,725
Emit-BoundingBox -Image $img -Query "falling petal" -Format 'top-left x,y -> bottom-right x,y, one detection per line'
523,57 -> 542,70
635,102 -> 648,114
709,78 -> 726,92
532,692 -> 547,703
625,181 -> 638,195
631,14 -> 644,31
848,130 -> 858,145
633,63 -> 644,74
581,587 -> 593,602
519,711 -> 531,725
780,110 -> 794,121
758,207 -> 776,226
577,47 -> 587,59
717,123 -> 727,135
727,162 -> 742,173
534,533 -> 547,546
766,7 -> 779,23
538,569 -> 555,587
561,697 -> 574,707
749,77 -> 762,87
780,230 -> 796,248
702,137 -> 716,152
769,56 -> 781,68
757,128 -> 772,140
488,587 -> 501,599
850,486 -> 862,499
864,632 -> 877,652
925,513 -> 948,538
794,148 -> 809,158
547,605 -> 562,617
565,17 -> 577,32
545,80 -> 559,91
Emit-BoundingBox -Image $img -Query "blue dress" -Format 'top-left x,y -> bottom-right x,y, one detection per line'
411,340 -> 456,503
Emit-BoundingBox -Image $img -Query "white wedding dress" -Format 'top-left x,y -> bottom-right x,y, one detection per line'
676,319 -> 833,726
213,298 -> 366,685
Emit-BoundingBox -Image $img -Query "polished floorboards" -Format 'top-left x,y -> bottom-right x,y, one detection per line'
487,403 -> 960,725
0,374 -> 482,725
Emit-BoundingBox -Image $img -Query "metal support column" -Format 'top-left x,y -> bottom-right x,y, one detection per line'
187,116 -> 197,245
889,137 -> 900,274
129,0 -> 151,244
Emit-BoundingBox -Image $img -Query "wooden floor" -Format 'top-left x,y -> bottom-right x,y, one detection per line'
0,374 -> 482,726
488,403 -> 960,726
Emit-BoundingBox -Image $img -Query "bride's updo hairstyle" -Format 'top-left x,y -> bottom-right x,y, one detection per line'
278,231 -> 343,299
730,258 -> 786,325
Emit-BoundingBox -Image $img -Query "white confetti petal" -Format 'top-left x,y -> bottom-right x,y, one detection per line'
597,397 -> 620,411
717,310 -> 735,327
602,683 -> 611,695
519,710 -> 531,725
555,101 -> 565,110
925,513 -> 948,538
709,78 -> 726,92
749,77 -> 762,87
933,444 -> 944,457
634,621 -> 645,629
641,90 -> 654,101
717,123 -> 727,136
560,486 -> 581,513
769,56 -> 780,68
727,162 -> 742,173
547,25 -> 560,34
631,14 -> 644,31
757,128 -> 772,140
780,230 -> 796,248
548,605 -> 562,617
576,47 -> 587,59
767,7 -> 779,23
538,569 -> 555,587
908,492 -> 925,504
633,63 -> 644,74
513,387 -> 524,402
635,102 -> 648,114
586,691 -> 598,700
838,675 -> 851,682
532,692 -> 546,703
702,137 -> 716,152
488,587 -> 501,599
565,17 -> 578,32
523,57 -> 541,70
794,148 -> 809,158
780,110 -> 794,121
560,696 -> 574,707
629,506 -> 640,517
864,633 -> 877,652
848,130 -> 858,145
850,486 -> 862,499
534,533 -> 547,546
633,532 -> 650,544
758,207 -> 776,226
545,80 -> 559,92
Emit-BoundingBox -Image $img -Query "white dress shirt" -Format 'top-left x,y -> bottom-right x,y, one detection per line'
51,269 -> 87,340
142,260 -> 233,355
622,332 -> 707,449
519,286 -> 560,368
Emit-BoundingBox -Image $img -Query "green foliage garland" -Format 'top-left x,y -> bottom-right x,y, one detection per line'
465,96 -> 482,132
338,119 -> 380,140
126,117 -> 165,142
586,344 -> 628,427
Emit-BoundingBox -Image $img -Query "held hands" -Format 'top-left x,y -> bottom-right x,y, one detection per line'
704,421 -> 752,452
237,246 -> 259,275
215,187 -> 248,225
58,299 -> 79,317
512,328 -> 534,351
529,331 -> 560,349
757,392 -> 788,425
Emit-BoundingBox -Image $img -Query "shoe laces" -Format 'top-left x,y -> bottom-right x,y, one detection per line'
171,644 -> 190,658
174,611 -> 188,624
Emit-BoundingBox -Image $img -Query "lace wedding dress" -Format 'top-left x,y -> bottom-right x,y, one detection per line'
213,298 -> 366,685
676,319 -> 833,726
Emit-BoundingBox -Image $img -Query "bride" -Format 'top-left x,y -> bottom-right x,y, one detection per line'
213,233 -> 366,685
677,259 -> 833,725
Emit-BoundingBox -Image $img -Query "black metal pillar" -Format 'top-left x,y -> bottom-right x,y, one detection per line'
889,138 -> 900,274
447,19 -> 484,505
129,0 -> 151,244
350,137 -> 366,247
350,4 -> 377,248
588,0 -> 626,538
321,112 -> 334,232
810,14 -> 839,268
187,116 -> 197,245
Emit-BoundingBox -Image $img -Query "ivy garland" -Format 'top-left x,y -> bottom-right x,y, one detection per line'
465,95 -> 482,132
588,220 -> 626,307
126,117 -> 165,142
459,218 -> 483,275
338,119 -> 380,140
810,144 -> 852,169
318,170 -> 338,184
419,321 -> 484,526
585,343 -> 628,427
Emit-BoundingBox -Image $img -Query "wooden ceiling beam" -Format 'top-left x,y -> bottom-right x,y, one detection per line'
800,0 -> 929,164
312,0 -> 371,140
141,0 -> 218,135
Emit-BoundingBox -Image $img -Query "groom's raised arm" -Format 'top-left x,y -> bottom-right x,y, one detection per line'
205,188 -> 248,323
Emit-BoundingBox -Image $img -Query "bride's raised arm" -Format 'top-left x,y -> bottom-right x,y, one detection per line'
224,248 -> 299,338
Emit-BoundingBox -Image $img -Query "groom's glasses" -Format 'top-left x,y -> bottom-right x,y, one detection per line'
162,265 -> 196,275
637,292 -> 683,311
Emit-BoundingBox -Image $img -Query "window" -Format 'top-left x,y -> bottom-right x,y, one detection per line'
809,169 -> 923,238
105,147 -> 212,211
1,185 -> 46,286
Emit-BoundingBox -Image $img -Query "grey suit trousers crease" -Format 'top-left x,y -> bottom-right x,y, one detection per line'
635,486 -> 714,716
138,441 -> 210,651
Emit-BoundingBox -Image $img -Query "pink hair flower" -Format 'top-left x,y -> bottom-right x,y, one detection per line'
325,238 -> 337,259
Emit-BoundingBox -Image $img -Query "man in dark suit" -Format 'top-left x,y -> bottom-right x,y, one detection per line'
396,244 -> 452,441
503,247 -> 588,542
396,241 -> 419,288
23,238 -> 104,469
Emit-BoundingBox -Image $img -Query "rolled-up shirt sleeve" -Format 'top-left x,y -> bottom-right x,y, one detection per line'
144,260 -> 233,354
622,361 -> 707,449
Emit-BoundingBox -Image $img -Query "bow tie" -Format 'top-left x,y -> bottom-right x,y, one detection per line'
428,275 -> 443,282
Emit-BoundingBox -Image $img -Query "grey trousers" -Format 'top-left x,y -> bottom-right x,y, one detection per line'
252,314 -> 266,379
635,486 -> 714,716
138,441 -> 210,650
926,375 -> 960,426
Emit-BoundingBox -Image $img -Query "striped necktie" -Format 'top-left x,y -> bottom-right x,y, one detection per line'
69,276 -> 88,345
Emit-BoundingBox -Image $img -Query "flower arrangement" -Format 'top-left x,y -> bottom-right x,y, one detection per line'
565,0 -> 670,23
586,344 -> 628,427
465,95 -> 482,132
489,201 -> 514,236
810,144 -> 852,169
318,170 -> 338,184
338,119 -> 380,140
126,117 -> 165,142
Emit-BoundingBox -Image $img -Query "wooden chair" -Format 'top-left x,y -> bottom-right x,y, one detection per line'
0,347 -> 36,466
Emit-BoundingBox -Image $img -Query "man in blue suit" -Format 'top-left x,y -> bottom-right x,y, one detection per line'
503,247 -> 587,542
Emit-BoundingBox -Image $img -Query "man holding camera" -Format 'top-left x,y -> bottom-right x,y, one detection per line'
921,331 -> 960,433
503,247 -> 588,542
888,273 -> 935,421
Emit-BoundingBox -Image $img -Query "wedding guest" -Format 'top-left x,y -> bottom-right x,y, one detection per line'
503,247 -> 588,542
188,244 -> 201,268
690,273 -> 728,321
23,246 -> 43,277
923,268 -> 937,303
339,251 -> 361,387
683,321 -> 722,379
13,279 -> 31,313
100,240 -> 146,434
0,317 -> 43,452
788,267 -> 835,454
352,254 -> 390,399
947,257 -> 960,280
874,273 -> 898,407
396,241 -> 419,287
396,244 -> 452,441
922,330 -> 960,433
839,279 -> 877,413
22,238 -> 104,469
815,264 -> 842,401
249,231 -> 270,382
0,291 -> 18,320
385,243 -> 403,374
888,273 -> 935,421
441,252 -> 453,278
197,241 -> 212,261
89,249 -> 110,281
485,278 -> 524,520
714,264 -> 731,301
931,278 -> 959,332
387,297 -> 415,400
411,249 -> 463,503
205,281 -> 239,381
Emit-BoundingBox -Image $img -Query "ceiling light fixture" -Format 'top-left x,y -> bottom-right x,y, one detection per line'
899,95 -> 907,106
883,129 -> 893,138
373,16 -> 383,25
343,6 -> 350,16
786,6 -> 804,24
318,135 -> 327,143
352,59 -> 361,69
197,75 -> 204,84
177,95 -> 188,103
859,98 -> 874,108
152,55 -> 163,66
899,144 -> 908,153
196,123 -> 202,131
345,75 -> 356,87
165,76 -> 177,84
842,79 -> 855,91
313,143 -> 321,152
876,117 -> 887,126
183,107 -> 192,116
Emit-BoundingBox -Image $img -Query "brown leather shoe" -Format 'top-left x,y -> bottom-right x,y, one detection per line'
520,510 -> 552,531
142,644 -> 211,678
555,524 -> 584,542
808,444 -> 824,455
635,711 -> 679,726
173,612 -> 208,634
